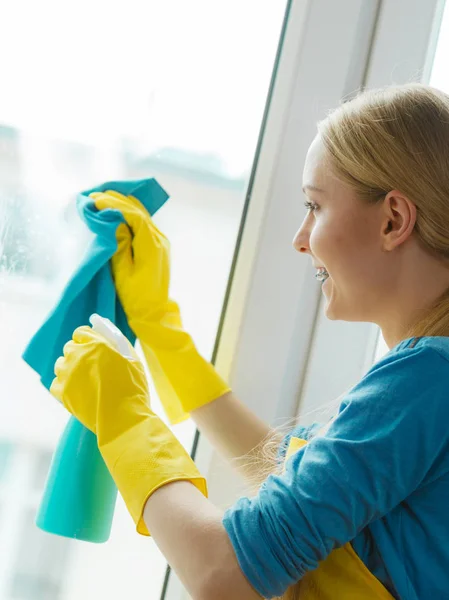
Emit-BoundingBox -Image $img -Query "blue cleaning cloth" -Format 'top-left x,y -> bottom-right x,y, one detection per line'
23,178 -> 169,389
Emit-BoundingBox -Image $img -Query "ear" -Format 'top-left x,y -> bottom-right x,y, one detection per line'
381,190 -> 417,251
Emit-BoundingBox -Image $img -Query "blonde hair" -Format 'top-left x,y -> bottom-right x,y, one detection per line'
265,84 -> 449,599
317,83 -> 449,339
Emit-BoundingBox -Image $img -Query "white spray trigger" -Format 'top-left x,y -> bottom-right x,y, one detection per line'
89,314 -> 135,360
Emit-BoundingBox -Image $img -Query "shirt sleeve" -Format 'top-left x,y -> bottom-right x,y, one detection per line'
223,345 -> 449,598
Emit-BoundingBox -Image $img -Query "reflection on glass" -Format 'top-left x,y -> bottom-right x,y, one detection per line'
0,1 -> 287,598
0,442 -> 12,483
9,509 -> 72,600
31,449 -> 54,493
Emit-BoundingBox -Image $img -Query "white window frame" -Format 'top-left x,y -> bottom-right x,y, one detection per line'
299,0 -> 445,423
163,0 -> 444,597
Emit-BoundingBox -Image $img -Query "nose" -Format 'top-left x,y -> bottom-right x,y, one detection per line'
292,215 -> 312,254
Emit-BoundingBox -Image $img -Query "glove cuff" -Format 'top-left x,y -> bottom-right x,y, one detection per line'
130,313 -> 230,424
99,414 -> 208,536
140,338 -> 231,424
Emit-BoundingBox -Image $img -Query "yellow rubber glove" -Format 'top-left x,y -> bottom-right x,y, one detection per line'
50,319 -> 207,536
92,190 -> 231,424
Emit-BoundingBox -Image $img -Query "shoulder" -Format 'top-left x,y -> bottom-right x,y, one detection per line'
343,336 -> 449,405
332,336 -> 449,442
373,335 -> 449,369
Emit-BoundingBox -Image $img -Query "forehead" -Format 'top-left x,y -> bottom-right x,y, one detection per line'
302,136 -> 363,213
302,135 -> 330,189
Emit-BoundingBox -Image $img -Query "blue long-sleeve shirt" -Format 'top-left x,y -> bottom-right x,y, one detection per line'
223,336 -> 449,599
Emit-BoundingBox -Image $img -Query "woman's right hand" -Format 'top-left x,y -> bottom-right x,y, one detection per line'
92,189 -> 230,424
92,190 -> 171,329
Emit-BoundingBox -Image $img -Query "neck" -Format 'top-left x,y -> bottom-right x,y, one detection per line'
378,248 -> 449,349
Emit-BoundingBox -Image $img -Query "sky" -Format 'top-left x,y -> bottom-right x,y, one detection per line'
0,0 -> 286,177
0,1 -> 447,174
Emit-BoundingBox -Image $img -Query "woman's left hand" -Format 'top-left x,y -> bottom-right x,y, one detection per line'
51,325 -> 150,434
51,321 -> 208,537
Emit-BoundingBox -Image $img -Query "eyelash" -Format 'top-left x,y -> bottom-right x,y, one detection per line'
304,200 -> 319,212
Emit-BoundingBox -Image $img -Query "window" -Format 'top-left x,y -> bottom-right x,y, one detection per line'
9,508 -> 73,600
3,2 -> 445,599
429,0 -> 449,92
0,442 -> 12,483
0,1 -> 288,598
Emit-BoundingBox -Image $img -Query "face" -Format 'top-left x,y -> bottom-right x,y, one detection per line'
293,135 -> 392,322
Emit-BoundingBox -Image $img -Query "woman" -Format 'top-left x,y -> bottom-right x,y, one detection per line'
51,83 -> 449,599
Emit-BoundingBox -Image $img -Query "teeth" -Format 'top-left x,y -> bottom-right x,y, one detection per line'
315,268 -> 329,282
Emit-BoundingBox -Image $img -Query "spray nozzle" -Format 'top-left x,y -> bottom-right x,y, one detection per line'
89,314 -> 136,360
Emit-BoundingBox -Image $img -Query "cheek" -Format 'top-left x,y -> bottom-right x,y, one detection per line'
309,216 -> 344,264
310,216 -> 379,282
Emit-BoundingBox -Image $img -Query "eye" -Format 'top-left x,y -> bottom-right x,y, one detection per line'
304,200 -> 319,213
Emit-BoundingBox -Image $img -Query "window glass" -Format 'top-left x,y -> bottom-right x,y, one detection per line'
0,1 -> 288,597
9,509 -> 73,600
0,442 -> 13,484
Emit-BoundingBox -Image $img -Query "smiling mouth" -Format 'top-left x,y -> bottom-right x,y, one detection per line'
315,267 -> 329,283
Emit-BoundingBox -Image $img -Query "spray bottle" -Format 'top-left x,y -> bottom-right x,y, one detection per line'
36,315 -> 136,542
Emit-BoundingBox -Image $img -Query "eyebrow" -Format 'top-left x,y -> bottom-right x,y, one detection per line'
302,184 -> 325,194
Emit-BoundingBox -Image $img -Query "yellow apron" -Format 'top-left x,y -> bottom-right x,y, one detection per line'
284,437 -> 395,599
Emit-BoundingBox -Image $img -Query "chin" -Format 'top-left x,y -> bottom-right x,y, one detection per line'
323,289 -> 363,322
324,302 -> 340,320
324,307 -> 338,320
324,300 -> 368,322
322,282 -> 338,320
